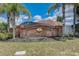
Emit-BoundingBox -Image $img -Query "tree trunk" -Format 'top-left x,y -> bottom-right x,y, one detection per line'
73,5 -> 76,36
62,3 -> 65,37
10,11 -> 16,40
13,24 -> 15,39
7,13 -> 10,32
12,12 -> 16,39
7,11 -> 16,39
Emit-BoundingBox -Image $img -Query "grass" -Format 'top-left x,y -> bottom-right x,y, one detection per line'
0,38 -> 79,56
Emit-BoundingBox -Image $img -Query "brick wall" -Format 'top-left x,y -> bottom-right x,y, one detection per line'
18,26 -> 63,38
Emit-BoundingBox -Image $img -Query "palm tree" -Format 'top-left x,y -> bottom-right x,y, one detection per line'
73,4 -> 79,36
62,3 -> 65,37
48,3 -> 65,22
0,3 -> 32,39
48,3 -> 65,38
48,3 -> 59,16
57,16 -> 63,22
48,3 -> 79,37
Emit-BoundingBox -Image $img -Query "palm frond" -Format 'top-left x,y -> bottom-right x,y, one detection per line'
48,3 -> 59,15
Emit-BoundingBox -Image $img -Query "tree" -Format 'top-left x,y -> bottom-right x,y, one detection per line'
48,3 -> 60,16
48,4 -> 65,37
57,16 -> 63,22
48,3 -> 65,22
73,4 -> 79,36
0,22 -> 8,32
0,3 -> 32,39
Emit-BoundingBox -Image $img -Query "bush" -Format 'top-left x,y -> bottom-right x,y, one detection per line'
0,33 -> 12,41
66,34 -> 74,40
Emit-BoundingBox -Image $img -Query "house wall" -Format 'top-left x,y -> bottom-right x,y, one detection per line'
16,25 -> 63,38
20,27 -> 55,38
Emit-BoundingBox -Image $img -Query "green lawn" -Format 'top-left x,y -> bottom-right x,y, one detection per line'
0,38 -> 79,56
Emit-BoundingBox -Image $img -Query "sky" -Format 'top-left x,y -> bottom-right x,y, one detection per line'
23,3 -> 54,18
23,3 -> 62,21
0,3 -> 62,25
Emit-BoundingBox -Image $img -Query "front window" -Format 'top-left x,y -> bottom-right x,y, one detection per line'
36,28 -> 43,32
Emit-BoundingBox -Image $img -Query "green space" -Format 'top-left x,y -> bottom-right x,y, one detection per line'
0,38 -> 79,56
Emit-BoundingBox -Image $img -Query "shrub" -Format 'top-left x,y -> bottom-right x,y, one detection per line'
7,33 -> 13,39
58,37 -> 67,42
67,37 -> 73,40
0,22 -> 8,32
66,34 -> 74,40
0,33 -> 12,41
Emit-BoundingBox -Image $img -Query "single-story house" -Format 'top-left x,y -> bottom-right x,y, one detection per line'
16,20 -> 63,38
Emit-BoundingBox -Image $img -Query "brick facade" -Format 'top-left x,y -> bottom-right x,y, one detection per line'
16,20 -> 63,38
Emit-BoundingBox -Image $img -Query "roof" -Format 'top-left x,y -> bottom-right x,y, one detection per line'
20,22 -> 55,29
38,20 -> 63,26
17,20 -> 63,30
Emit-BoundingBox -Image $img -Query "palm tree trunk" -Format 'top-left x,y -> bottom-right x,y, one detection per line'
73,5 -> 76,36
7,11 -> 16,39
13,24 -> 15,39
11,11 -> 16,39
62,3 -> 65,37
7,13 -> 10,32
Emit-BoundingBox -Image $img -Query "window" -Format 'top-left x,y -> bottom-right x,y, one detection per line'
36,28 -> 43,32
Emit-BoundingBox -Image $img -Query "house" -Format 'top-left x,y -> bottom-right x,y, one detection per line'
16,20 -> 63,38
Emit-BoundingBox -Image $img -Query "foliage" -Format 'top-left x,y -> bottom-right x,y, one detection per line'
0,33 -> 12,40
48,3 -> 60,15
75,24 -> 79,32
0,3 -> 32,39
0,22 -> 8,32
0,4 -> 32,19
57,16 -> 63,22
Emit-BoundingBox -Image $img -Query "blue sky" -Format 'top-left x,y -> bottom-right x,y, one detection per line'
23,3 -> 54,17
0,3 -> 62,25
22,3 -> 62,22
22,3 -> 55,22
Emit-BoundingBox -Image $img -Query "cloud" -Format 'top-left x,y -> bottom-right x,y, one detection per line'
0,15 -> 29,25
33,15 -> 57,22
45,16 -> 57,21
0,17 -> 7,23
56,7 -> 62,16
34,15 -> 42,20
33,15 -> 42,22
19,15 -> 25,19
52,15 -> 57,20
53,7 -> 62,17
23,16 -> 29,20
45,16 -> 53,20
18,15 -> 29,20
52,7 -> 63,20
15,15 -> 29,25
